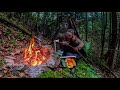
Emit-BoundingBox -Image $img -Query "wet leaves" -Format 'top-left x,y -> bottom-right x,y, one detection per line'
0,31 -> 3,35
19,72 -> 25,77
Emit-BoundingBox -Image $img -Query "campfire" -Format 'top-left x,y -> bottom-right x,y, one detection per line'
4,36 -> 60,78
24,37 -> 51,66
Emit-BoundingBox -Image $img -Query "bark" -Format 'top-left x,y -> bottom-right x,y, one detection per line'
92,12 -> 94,31
85,12 -> 88,42
101,12 -> 107,57
106,12 -> 118,68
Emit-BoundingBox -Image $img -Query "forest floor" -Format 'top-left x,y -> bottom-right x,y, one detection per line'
0,22 -> 115,78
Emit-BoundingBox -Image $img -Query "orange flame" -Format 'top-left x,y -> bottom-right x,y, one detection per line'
65,57 -> 76,68
23,37 -> 50,66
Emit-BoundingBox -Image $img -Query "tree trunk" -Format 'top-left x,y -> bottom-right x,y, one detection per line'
106,12 -> 118,68
108,12 -> 112,47
85,12 -> 88,42
91,12 -> 94,31
37,12 -> 40,34
101,12 -> 107,57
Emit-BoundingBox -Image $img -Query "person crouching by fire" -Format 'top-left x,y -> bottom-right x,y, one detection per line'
59,29 -> 86,59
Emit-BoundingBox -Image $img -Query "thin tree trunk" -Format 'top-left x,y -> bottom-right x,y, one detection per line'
101,12 -> 107,57
36,12 -> 40,34
106,12 -> 118,68
92,12 -> 94,31
108,12 -> 112,48
101,12 -> 104,56
85,12 -> 88,42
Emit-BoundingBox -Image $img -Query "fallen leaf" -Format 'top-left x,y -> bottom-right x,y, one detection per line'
0,31 -> 3,35
10,53 -> 15,56
19,72 -> 25,77
11,76 -> 17,78
2,64 -> 7,70
5,56 -> 16,60
0,74 -> 3,78
3,70 -> 8,74
1,48 -> 7,52
15,50 -> 21,55
0,51 -> 2,54
4,44 -> 10,48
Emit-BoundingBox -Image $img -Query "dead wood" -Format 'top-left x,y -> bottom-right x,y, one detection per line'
0,17 -> 32,36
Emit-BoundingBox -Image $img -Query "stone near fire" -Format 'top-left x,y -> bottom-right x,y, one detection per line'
24,53 -> 61,78
24,64 -> 49,78
4,58 -> 15,67
13,63 -> 25,71
46,57 -> 56,68
5,56 -> 16,60
4,56 -> 25,71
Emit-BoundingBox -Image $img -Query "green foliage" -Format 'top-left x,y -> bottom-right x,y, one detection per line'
61,59 -> 66,67
83,41 -> 92,56
74,59 -> 102,78
56,68 -> 72,78
37,59 -> 102,78
37,70 -> 61,78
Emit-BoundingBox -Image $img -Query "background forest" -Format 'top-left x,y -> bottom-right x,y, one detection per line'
0,12 -> 120,78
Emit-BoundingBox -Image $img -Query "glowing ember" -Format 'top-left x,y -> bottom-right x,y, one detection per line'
23,37 -> 50,66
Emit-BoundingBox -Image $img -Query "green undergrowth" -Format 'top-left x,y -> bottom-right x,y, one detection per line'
37,59 -> 102,78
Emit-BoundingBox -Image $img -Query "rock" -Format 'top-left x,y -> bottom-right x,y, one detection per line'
11,70 -> 20,76
6,63 -> 14,67
13,63 -> 25,70
4,58 -> 14,67
5,56 -> 16,60
46,58 -> 56,68
25,66 -> 43,78
55,57 -> 61,68
5,59 -> 14,63
24,64 -> 49,78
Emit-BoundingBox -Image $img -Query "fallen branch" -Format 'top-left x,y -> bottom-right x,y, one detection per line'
0,17 -> 42,43
0,17 -> 32,36
99,62 -> 119,78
